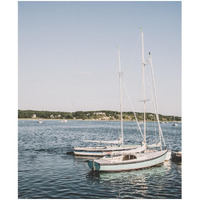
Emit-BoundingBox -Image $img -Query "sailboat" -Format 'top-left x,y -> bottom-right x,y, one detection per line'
172,116 -> 178,126
88,28 -> 169,171
74,47 -> 145,157
172,123 -> 178,127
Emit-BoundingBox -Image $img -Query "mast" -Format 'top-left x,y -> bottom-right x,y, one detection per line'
117,48 -> 124,145
140,27 -> 146,152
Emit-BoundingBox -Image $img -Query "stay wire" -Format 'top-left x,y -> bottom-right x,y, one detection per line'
122,79 -> 144,140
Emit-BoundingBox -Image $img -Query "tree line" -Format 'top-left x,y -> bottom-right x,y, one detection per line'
18,110 -> 181,121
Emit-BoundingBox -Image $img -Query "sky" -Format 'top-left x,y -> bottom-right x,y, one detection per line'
18,1 -> 181,116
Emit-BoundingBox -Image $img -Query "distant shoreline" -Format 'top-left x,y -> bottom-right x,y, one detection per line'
18,118 -> 181,122
18,110 -> 181,122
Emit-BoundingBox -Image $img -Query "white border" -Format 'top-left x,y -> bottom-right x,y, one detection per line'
1,0 -> 199,199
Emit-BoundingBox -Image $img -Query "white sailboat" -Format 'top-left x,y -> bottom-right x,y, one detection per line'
88,28 -> 169,171
74,48 -> 144,156
172,116 -> 178,126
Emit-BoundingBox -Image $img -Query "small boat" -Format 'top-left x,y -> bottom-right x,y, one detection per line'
61,120 -> 68,123
172,116 -> 178,126
172,151 -> 181,162
88,28 -> 169,172
38,119 -> 43,124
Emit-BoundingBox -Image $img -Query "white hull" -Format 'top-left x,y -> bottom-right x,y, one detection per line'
88,150 -> 168,172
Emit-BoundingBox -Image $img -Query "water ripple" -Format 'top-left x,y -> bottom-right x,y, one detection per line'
18,120 -> 181,198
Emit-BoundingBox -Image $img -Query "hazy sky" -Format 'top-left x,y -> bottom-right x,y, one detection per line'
18,1 -> 181,116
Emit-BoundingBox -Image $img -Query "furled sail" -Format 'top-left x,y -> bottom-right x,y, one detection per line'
147,142 -> 161,148
83,137 -> 123,144
109,144 -> 146,156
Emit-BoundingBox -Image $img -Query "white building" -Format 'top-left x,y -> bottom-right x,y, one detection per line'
94,112 -> 105,115
32,114 -> 36,119
50,114 -> 54,119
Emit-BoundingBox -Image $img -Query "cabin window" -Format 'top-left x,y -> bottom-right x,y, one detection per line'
122,154 -> 137,160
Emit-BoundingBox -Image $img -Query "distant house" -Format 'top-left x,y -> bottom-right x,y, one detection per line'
50,114 -> 54,119
32,114 -> 36,119
57,115 -> 61,118
94,112 -> 105,115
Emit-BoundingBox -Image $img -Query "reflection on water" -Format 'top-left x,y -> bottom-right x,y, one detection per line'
86,161 -> 179,199
87,162 -> 171,181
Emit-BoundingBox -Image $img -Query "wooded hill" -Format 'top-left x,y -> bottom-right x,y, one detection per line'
18,110 -> 181,121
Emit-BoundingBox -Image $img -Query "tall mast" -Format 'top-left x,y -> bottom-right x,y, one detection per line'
140,27 -> 146,152
117,48 -> 124,145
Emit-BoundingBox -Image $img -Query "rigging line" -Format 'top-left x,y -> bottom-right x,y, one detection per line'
147,78 -> 159,144
83,108 -> 106,142
154,114 -> 158,143
79,110 -> 94,142
104,114 -> 121,143
122,79 -> 144,140
83,123 -> 97,144
82,107 -> 103,143
149,53 -> 166,148
94,110 -> 118,143
147,74 -> 162,148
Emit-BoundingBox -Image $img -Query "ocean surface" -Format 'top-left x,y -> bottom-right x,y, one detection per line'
18,120 -> 181,199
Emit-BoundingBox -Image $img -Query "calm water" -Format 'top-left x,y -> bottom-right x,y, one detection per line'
18,120 -> 181,199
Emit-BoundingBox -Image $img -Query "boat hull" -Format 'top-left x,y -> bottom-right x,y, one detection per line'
88,150 -> 168,172
74,145 -> 140,156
